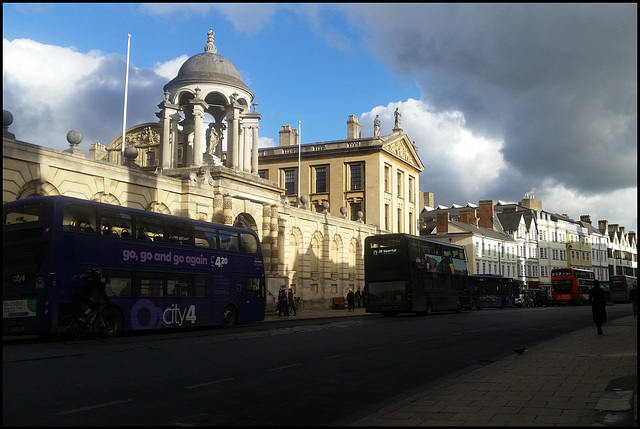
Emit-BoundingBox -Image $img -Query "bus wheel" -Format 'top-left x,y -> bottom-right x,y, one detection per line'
426,300 -> 433,316
222,305 -> 238,327
471,300 -> 478,310
500,299 -> 506,309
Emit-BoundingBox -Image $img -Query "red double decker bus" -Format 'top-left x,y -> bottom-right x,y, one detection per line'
550,268 -> 594,305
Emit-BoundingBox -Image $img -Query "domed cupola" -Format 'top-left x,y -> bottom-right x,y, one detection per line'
163,29 -> 252,97
157,29 -> 261,173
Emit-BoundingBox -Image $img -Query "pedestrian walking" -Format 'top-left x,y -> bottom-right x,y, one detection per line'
588,280 -> 607,335
346,289 -> 355,311
288,288 -> 297,316
630,284 -> 637,317
355,287 -> 363,308
277,285 -> 289,317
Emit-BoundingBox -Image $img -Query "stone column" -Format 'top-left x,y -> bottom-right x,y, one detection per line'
223,194 -> 233,226
170,113 -> 181,167
270,204 -> 279,272
225,100 -> 242,170
237,126 -> 245,172
251,126 -> 259,174
244,103 -> 262,174
182,120 -> 194,168
160,102 -> 178,169
262,203 -> 272,269
213,193 -> 224,224
191,103 -> 205,166
243,124 -> 251,172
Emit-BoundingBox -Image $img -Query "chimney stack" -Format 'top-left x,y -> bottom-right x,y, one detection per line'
437,212 -> 450,234
478,200 -> 494,229
598,220 -> 609,234
580,215 -> 592,224
279,125 -> 299,147
347,115 -> 361,140
459,208 -> 478,226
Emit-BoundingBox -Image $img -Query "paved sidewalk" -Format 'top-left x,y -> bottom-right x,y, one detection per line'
267,308 -> 637,426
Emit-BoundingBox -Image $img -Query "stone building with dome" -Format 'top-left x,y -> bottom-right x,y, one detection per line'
2,29 -> 424,310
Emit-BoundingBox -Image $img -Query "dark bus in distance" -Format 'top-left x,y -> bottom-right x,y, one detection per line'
609,275 -> 637,303
364,233 -> 467,316
462,274 -> 516,310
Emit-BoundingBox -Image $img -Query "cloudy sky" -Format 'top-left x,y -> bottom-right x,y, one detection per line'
3,3 -> 637,233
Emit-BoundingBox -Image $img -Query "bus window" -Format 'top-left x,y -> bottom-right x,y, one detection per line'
195,274 -> 206,297
195,226 -> 218,248
246,277 -> 265,299
5,201 -> 45,225
136,215 -> 163,242
100,209 -> 132,238
63,203 -> 97,233
104,270 -> 132,297
166,220 -> 192,246
167,273 -> 194,297
137,272 -> 164,297
240,232 -> 258,254
219,230 -> 239,251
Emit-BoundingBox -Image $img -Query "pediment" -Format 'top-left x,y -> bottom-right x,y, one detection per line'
382,135 -> 424,171
106,123 -> 163,151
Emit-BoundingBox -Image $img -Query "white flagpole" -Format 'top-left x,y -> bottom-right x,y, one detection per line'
298,120 -> 301,207
121,34 -> 131,164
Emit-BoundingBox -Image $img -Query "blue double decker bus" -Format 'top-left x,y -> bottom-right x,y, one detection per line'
3,195 -> 266,337
462,274 -> 516,310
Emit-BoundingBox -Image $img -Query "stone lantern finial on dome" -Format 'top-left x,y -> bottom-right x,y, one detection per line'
205,28 -> 217,54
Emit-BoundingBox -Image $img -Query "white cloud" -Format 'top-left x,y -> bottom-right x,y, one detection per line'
361,99 -> 505,201
540,183 -> 637,232
258,136 -> 276,148
3,38 -> 102,106
3,38 -> 167,151
154,55 -> 188,80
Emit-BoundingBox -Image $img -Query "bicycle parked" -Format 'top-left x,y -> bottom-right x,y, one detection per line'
57,303 -> 116,344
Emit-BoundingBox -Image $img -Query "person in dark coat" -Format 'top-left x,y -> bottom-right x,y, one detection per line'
588,280 -> 607,335
346,289 -> 356,311
277,285 -> 289,317
288,288 -> 297,316
630,285 -> 637,317
355,287 -> 363,308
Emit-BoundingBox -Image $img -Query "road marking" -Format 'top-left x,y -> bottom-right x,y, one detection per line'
184,377 -> 234,390
326,354 -> 346,359
55,399 -> 132,415
267,363 -> 303,372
